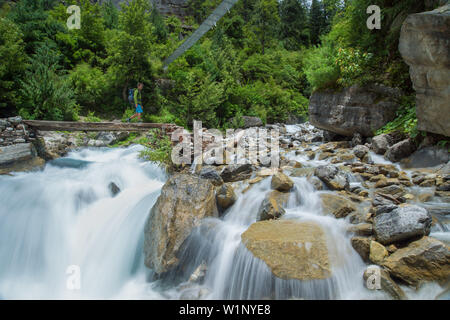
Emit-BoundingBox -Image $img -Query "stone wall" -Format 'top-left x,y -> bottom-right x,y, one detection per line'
399,4 -> 450,137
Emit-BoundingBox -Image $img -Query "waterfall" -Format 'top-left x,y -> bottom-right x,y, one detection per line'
0,145 -> 165,299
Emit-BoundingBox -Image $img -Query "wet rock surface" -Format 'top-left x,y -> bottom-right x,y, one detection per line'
241,220 -> 331,280
144,174 -> 218,274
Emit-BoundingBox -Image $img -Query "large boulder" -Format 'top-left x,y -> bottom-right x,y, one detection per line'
271,172 -> 294,192
257,190 -> 289,221
399,4 -> 450,137
241,116 -> 263,128
371,134 -> 392,155
0,143 -> 36,166
320,193 -> 356,218
373,205 -> 432,245
382,236 -> 450,286
220,163 -> 253,182
309,84 -> 401,137
144,174 -> 218,274
241,220 -> 331,280
314,165 -> 349,191
385,139 -> 417,162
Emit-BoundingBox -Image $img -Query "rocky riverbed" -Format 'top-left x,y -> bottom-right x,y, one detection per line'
142,122 -> 449,299
1,116 -> 449,299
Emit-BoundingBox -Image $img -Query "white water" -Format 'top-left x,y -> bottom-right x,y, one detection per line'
0,146 -> 165,299
0,143 -> 447,299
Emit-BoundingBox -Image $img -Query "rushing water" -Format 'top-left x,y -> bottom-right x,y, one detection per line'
0,137 -> 447,299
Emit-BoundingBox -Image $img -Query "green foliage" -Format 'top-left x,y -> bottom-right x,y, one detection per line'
279,0 -> 310,49
139,129 -> 172,167
0,18 -> 28,115
83,110 -> 102,123
303,40 -> 339,91
18,43 -> 79,121
69,63 -> 107,111
376,96 -> 419,138
335,47 -> 373,87
250,0 -> 280,54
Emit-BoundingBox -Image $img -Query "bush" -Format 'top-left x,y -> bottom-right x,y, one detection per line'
376,96 -> 419,138
139,129 -> 172,167
303,41 -> 339,91
19,44 -> 79,121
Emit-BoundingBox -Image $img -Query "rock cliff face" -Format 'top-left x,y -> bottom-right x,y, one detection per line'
399,4 -> 450,137
309,84 -> 401,137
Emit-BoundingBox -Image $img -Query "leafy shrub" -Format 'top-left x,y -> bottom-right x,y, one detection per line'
303,41 -> 339,91
139,129 -> 172,167
335,47 -> 373,87
83,110 -> 102,122
19,44 -> 79,121
376,96 -> 419,138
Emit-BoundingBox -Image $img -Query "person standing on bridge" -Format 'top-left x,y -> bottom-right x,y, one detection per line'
127,82 -> 144,123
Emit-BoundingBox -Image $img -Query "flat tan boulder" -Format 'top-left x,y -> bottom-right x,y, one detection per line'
382,236 -> 450,286
241,220 -> 331,280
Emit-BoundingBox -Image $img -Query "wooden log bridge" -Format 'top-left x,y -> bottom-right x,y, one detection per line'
23,120 -> 181,134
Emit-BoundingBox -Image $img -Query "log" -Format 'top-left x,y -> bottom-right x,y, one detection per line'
23,120 -> 178,132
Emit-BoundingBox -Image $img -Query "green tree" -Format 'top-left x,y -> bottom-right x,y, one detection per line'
19,43 -> 78,121
279,0 -> 310,50
102,0 -> 119,29
309,0 -> 325,45
250,0 -> 280,54
0,18 -> 28,116
150,7 -> 168,43
105,0 -> 153,104
8,0 -> 62,55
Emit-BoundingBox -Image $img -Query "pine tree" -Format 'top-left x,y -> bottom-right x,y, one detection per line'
280,0 -> 310,50
251,0 -> 280,54
309,0 -> 324,45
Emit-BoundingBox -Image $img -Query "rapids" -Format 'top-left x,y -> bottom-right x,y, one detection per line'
0,129 -> 447,299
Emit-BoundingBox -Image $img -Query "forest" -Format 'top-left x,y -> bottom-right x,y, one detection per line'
0,0 -> 442,131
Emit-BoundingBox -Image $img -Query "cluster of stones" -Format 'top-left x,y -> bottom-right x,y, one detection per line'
0,116 -> 34,146
146,120 -> 449,299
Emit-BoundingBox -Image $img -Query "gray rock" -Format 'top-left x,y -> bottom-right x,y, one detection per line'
108,182 -> 121,197
233,116 -> 263,129
0,143 -> 35,166
371,134 -> 392,155
399,4 -> 450,137
363,266 -> 406,300
220,163 -> 253,182
385,139 -> 417,162
314,165 -> 349,191
351,132 -> 363,146
257,190 -> 289,221
403,146 -> 450,168
7,116 -> 22,125
144,174 -> 218,274
309,84 -> 401,137
199,167 -> 223,186
373,205 -> 432,245
353,145 -> 369,159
